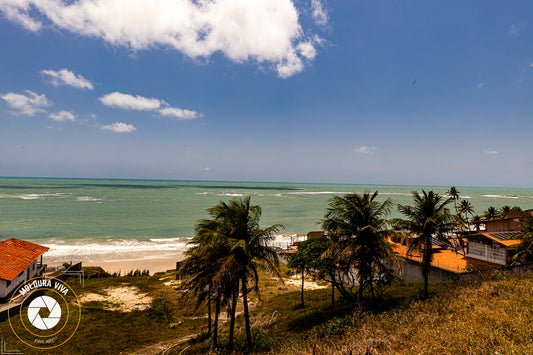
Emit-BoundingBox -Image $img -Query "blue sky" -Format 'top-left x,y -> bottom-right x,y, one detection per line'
0,1 -> 532,188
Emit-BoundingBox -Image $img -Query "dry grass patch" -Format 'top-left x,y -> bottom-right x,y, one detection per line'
80,285 -> 153,312
281,275 -> 533,354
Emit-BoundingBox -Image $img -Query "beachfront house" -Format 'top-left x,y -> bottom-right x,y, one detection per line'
464,211 -> 532,267
0,238 -> 49,300
464,231 -> 521,266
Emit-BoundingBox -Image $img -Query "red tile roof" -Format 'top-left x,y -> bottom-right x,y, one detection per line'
0,238 -> 48,281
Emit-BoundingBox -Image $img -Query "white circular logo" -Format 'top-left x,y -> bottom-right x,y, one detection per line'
27,295 -> 62,330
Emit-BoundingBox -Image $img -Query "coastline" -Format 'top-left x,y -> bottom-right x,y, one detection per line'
47,254 -> 184,275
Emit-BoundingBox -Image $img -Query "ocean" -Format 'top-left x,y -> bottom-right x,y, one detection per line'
1,177 -> 532,264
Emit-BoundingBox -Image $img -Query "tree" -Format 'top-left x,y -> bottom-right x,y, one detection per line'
195,197 -> 283,351
181,232 -> 232,348
448,186 -> 461,212
322,191 -> 397,303
457,199 -> 475,222
482,206 -> 499,220
394,190 -> 460,299
513,217 -> 533,263
288,237 -> 337,307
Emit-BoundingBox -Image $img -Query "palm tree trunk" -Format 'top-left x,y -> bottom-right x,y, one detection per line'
331,283 -> 335,306
422,235 -> 432,299
213,290 -> 221,348
241,274 -> 252,350
301,267 -> 305,307
228,281 -> 238,350
207,289 -> 212,336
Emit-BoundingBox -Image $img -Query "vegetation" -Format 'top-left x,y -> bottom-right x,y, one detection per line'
394,190 -> 460,298
180,196 -> 283,351
513,217 -> 533,263
447,186 -> 460,212
457,199 -> 475,222
321,192 -> 398,303
287,237 -> 336,307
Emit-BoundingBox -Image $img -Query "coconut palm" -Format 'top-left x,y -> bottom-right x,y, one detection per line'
483,206 -> 499,220
513,217 -> 533,263
394,190 -> 460,299
196,197 -> 283,350
448,186 -> 461,212
181,232 -> 232,348
322,191 -> 397,302
457,199 -> 475,222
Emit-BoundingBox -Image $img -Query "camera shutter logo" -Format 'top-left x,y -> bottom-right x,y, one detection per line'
27,295 -> 62,330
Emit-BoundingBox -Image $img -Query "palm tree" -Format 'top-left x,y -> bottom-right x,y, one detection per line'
322,191 -> 397,302
181,233 -> 232,348
483,206 -> 499,220
512,217 -> 533,263
195,197 -> 283,350
500,205 -> 511,218
457,199 -> 475,222
447,186 -> 460,212
394,190 -> 459,299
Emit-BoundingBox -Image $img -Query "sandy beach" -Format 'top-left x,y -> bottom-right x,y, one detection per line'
48,254 -> 184,275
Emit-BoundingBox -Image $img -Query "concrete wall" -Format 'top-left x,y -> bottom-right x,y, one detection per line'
0,260 -> 43,299
396,258 -> 460,282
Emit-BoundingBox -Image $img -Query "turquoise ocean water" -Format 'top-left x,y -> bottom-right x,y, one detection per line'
1,177 -> 532,263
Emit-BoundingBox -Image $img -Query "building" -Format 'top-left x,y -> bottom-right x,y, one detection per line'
464,212 -> 532,267
0,238 -> 49,300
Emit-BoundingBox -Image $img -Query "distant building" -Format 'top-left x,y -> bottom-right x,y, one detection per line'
465,212 -> 531,267
465,232 -> 521,266
0,238 -> 48,300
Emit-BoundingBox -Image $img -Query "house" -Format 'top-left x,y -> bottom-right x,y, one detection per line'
389,237 -> 470,281
464,212 -> 531,267
0,238 -> 49,300
465,231 -> 521,266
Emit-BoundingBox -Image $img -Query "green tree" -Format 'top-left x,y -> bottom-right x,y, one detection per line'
394,190 -> 460,299
181,237 -> 230,348
483,206 -> 499,220
513,217 -> 533,263
448,186 -> 461,212
195,197 -> 283,351
322,191 -> 397,302
288,237 -> 337,307
457,199 -> 475,222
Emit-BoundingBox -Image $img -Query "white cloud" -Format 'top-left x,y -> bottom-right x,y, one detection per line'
100,91 -> 201,120
99,92 -> 161,111
473,82 -> 485,90
41,68 -> 94,89
158,107 -> 199,120
0,0 -> 322,78
49,110 -> 76,122
483,149 -> 499,155
311,0 -> 328,26
101,122 -> 136,133
354,145 -> 376,154
0,90 -> 50,115
297,41 -> 317,60
508,22 -> 527,37
202,166 -> 211,172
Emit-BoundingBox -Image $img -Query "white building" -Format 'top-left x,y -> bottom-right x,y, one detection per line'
0,238 -> 48,300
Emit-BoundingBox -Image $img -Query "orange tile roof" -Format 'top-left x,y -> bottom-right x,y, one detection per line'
0,238 -> 48,281
480,233 -> 521,247
390,242 -> 469,273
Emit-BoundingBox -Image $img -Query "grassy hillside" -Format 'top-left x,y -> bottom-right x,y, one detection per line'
1,267 -> 532,354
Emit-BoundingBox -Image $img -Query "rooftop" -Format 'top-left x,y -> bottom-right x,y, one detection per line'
0,238 -> 49,281
390,241 -> 469,274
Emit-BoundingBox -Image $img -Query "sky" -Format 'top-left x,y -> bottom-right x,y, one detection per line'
0,0 -> 532,188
